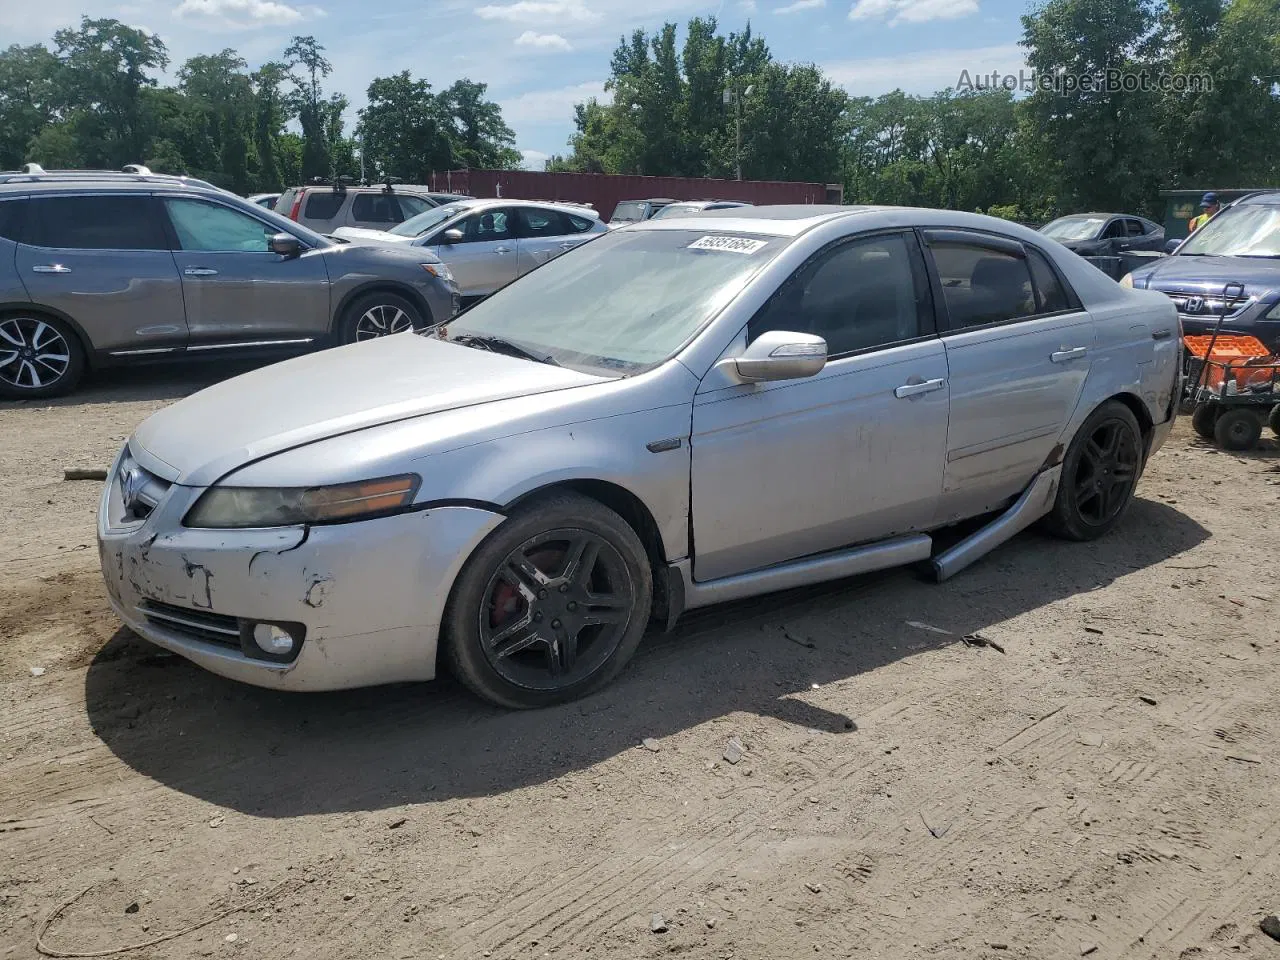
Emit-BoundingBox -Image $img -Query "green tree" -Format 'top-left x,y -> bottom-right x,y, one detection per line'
439,79 -> 521,169
252,61 -> 290,191
358,72 -> 450,181
178,50 -> 254,192
53,17 -> 169,167
284,35 -> 333,180
0,44 -> 63,169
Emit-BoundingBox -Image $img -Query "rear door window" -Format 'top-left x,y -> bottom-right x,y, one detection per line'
303,191 -> 345,220
517,208 -> 572,238
566,214 -> 595,233
928,241 -> 1036,329
1026,247 -> 1074,313
26,195 -> 168,250
351,193 -> 403,224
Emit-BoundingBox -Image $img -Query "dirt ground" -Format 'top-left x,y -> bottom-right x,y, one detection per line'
2,365 -> 1279,960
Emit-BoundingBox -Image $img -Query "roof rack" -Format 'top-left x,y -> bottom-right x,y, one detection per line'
0,164 -> 219,190
307,176 -> 356,193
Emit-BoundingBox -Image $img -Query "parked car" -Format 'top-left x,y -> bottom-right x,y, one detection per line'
648,200 -> 754,220
1124,191 -> 1280,355
330,198 -> 606,300
0,173 -> 459,398
274,183 -> 470,235
1038,213 -> 1166,256
608,198 -> 677,227
248,192 -> 280,209
98,204 -> 1179,708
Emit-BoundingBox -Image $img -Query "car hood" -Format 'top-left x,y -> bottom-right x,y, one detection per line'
330,226 -> 414,244
131,334 -> 608,487
1134,254 -> 1280,300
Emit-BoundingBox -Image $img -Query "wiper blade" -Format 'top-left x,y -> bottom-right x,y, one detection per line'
449,333 -> 560,366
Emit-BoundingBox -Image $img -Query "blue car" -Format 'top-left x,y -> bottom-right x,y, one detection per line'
1124,191 -> 1280,355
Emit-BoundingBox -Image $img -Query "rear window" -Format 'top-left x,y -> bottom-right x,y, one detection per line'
303,191 -> 345,220
26,195 -> 168,250
351,193 -> 402,223
0,198 -> 24,242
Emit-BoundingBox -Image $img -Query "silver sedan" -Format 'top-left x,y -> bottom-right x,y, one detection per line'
98,205 -> 1181,708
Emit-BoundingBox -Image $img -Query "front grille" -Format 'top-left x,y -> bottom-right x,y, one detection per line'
140,600 -> 241,649
116,454 -> 172,524
1160,290 -> 1252,319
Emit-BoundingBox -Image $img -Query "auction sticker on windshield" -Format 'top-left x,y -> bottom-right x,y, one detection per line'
687,236 -> 769,254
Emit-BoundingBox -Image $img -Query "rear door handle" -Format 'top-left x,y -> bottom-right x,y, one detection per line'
183,267 -> 219,277
31,264 -> 71,274
1152,329 -> 1173,341
894,378 -> 946,399
494,247 -> 511,255
1050,346 -> 1088,363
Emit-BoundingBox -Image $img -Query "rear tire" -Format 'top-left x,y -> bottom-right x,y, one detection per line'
443,492 -> 653,709
0,312 -> 86,400
1191,403 -> 1220,440
1269,404 -> 1280,438
338,291 -> 426,344
1044,401 -> 1143,542
1214,408 -> 1262,451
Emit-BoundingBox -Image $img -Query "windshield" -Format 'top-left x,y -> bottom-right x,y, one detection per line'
1178,204 -> 1280,257
650,203 -> 705,220
390,201 -> 472,238
442,229 -> 786,375
1040,216 -> 1105,241
610,201 -> 649,223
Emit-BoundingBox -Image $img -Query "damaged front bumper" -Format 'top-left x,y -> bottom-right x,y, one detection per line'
96,446 -> 504,691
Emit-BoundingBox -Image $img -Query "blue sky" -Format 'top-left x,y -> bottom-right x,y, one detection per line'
3,0 -> 1031,169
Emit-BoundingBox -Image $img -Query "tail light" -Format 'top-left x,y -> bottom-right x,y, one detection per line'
287,191 -> 303,221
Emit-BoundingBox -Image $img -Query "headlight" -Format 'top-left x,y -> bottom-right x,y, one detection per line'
1119,273 -> 1134,288
1266,302 -> 1280,320
185,474 -> 420,528
421,262 -> 453,282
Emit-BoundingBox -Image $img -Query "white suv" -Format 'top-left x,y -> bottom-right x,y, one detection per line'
274,183 -> 470,234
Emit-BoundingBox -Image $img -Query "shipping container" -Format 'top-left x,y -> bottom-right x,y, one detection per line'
427,169 -> 843,221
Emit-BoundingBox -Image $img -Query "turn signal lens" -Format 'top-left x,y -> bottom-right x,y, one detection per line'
1119,272 -> 1134,288
185,474 -> 420,528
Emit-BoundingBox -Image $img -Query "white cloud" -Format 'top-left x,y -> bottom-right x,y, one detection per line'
515,30 -> 573,50
824,43 -> 1027,95
500,80 -> 609,124
520,148 -> 551,169
775,0 -> 825,12
174,0 -> 320,28
475,0 -> 597,22
849,0 -> 976,24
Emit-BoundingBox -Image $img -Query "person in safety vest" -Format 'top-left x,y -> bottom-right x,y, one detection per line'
1188,192 -> 1221,233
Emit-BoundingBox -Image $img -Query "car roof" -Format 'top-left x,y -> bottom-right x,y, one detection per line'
1237,192 -> 1280,206
452,197 -> 602,218
0,177 -> 228,197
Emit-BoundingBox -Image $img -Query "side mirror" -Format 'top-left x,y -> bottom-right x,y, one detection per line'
441,228 -> 464,244
716,330 -> 827,383
269,233 -> 302,258
1164,238 -> 1181,254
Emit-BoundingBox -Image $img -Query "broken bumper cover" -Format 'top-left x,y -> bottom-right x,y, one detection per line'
97,458 -> 504,692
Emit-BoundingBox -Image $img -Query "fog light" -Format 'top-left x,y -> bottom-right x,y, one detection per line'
252,623 -> 295,656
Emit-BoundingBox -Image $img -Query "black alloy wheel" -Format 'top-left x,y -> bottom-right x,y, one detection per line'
1043,400 -> 1143,541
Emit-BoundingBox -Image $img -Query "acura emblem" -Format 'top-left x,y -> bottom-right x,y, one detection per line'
120,462 -> 146,513
1184,296 -> 1205,313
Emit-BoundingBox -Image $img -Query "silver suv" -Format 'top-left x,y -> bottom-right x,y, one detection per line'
274,182 -> 470,235
0,172 -> 459,398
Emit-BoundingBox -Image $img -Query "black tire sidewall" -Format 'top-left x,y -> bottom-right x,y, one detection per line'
0,313 -> 87,400
444,493 -> 653,709
1190,404 -> 1220,440
1269,404 -> 1280,438
338,292 -> 426,345
1045,400 -> 1143,542
1214,409 -> 1262,451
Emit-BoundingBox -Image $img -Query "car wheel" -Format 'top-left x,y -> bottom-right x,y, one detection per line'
444,492 -> 653,709
1191,403 -> 1221,440
1268,404 -> 1280,438
338,292 -> 425,344
1213,408 -> 1262,451
0,313 -> 86,400
1043,400 -> 1143,542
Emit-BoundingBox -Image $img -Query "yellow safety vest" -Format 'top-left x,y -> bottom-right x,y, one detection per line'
1189,211 -> 1214,232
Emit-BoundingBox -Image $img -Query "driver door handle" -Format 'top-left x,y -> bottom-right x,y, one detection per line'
183,267 -> 219,277
1051,346 -> 1088,363
32,264 -> 71,274
894,378 -> 946,399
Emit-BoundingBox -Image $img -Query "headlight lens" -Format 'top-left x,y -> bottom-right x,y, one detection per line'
185,474 -> 420,528
1119,272 -> 1134,288
421,262 -> 453,282
1266,302 -> 1280,320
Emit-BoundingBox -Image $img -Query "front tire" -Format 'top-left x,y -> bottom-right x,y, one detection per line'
338,291 -> 425,344
1044,400 -> 1143,542
0,313 -> 86,399
1214,408 -> 1262,451
443,492 -> 653,709
1191,403 -> 1220,440
1268,404 -> 1280,438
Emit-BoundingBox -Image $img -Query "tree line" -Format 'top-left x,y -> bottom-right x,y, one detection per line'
552,0 -> 1280,220
0,19 -> 521,194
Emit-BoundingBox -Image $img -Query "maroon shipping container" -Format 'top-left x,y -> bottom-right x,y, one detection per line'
427,169 -> 843,221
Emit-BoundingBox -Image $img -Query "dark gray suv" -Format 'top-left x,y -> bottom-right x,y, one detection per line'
0,171 -> 460,398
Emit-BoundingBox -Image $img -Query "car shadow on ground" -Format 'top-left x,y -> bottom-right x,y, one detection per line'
84,498 -> 1209,816
0,358 -> 276,409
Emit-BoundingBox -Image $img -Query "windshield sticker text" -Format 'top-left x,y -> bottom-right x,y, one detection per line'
687,236 -> 768,255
